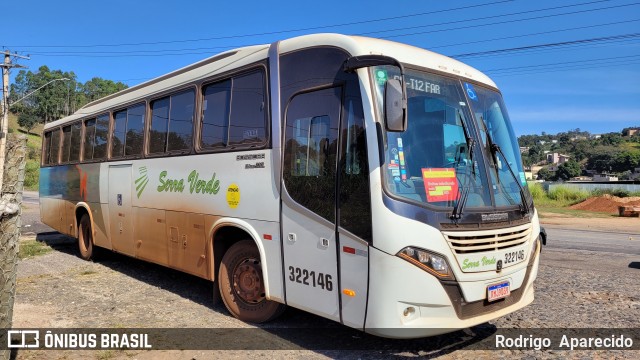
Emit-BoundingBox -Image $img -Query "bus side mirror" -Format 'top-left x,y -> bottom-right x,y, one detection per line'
385,79 -> 407,132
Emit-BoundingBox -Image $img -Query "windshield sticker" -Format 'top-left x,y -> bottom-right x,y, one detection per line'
397,138 -> 408,181
422,168 -> 459,202
375,69 -> 388,85
519,171 -> 527,186
464,83 -> 478,102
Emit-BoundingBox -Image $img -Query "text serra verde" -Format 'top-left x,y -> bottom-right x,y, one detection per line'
157,170 -> 220,194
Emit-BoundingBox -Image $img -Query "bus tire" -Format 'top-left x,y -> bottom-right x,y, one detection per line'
218,240 -> 285,323
78,214 -> 95,261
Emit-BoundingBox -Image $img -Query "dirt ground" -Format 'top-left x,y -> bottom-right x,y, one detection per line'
7,201 -> 639,359
539,211 -> 639,234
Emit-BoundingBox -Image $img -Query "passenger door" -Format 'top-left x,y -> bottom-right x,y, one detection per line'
281,87 -> 342,321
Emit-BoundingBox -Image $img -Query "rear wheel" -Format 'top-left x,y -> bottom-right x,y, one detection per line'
218,240 -> 285,323
78,214 -> 95,260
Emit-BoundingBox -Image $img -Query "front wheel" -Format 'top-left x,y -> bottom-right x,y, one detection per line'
78,214 -> 95,261
218,240 -> 285,323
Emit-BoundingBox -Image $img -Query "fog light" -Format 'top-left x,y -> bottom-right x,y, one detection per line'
403,307 -> 415,317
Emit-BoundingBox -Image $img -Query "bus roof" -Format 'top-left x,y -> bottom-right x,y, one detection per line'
45,33 -> 496,130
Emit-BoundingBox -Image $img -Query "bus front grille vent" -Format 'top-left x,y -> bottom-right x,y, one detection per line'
442,225 -> 532,254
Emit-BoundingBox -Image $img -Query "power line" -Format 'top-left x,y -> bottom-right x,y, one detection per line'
5,0 -> 513,49
14,1 -> 636,59
485,54 -> 640,71
487,59 -> 640,76
28,17 -> 640,58
429,18 -> 640,50
451,33 -> 640,58
379,1 -> 639,40
366,0 -> 615,37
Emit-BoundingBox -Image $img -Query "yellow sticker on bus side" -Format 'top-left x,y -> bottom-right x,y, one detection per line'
226,183 -> 240,209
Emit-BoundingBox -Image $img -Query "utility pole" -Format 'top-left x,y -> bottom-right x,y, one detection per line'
0,50 -> 29,192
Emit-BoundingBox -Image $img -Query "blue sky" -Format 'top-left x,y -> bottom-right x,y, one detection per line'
3,0 -> 639,136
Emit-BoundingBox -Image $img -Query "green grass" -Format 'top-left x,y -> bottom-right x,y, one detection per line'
18,240 -> 53,259
24,159 -> 40,190
8,112 -> 42,190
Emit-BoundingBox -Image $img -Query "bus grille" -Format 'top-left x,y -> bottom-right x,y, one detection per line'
442,224 -> 532,254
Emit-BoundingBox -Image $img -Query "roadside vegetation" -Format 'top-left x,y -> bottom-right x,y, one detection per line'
9,112 -> 42,190
528,182 -> 640,217
18,239 -> 53,259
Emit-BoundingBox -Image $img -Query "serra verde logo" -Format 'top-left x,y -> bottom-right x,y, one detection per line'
135,166 -> 221,198
462,256 -> 497,270
157,170 -> 221,194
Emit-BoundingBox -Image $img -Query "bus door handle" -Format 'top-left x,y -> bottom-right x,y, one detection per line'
287,233 -> 296,242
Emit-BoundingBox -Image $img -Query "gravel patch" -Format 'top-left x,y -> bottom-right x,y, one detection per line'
9,235 -> 640,359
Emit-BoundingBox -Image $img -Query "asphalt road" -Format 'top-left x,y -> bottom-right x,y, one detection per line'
544,225 -> 640,255
20,190 -> 55,235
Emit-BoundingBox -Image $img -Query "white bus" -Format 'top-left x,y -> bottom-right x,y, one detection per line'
40,33 -> 542,338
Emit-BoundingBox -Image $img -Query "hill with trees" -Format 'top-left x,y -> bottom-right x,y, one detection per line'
9,65 -> 127,123
7,65 -> 128,189
518,128 -> 640,181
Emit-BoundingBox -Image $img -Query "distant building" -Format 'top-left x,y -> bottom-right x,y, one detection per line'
591,134 -> 602,139
593,174 -> 618,182
551,140 -> 558,144
570,136 -> 587,141
519,146 -> 530,153
547,153 -> 570,165
570,176 -> 591,181
538,140 -> 546,145
623,127 -> 640,136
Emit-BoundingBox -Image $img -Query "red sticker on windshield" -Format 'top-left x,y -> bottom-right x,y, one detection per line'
422,168 -> 459,202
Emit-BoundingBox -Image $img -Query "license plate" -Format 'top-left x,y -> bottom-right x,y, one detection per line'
487,281 -> 510,302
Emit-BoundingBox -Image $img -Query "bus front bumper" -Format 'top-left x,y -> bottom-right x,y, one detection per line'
363,244 -> 540,339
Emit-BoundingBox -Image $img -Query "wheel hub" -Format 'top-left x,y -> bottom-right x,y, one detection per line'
232,258 -> 265,304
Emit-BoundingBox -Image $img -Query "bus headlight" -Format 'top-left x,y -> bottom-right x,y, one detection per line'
397,247 -> 454,280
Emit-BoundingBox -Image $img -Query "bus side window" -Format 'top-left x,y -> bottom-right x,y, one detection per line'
42,131 -> 52,165
201,79 -> 231,149
49,128 -> 61,165
125,104 -> 145,156
228,70 -> 266,147
93,114 -> 109,160
167,90 -> 195,152
61,126 -> 72,163
150,90 -> 195,154
112,110 -> 127,158
200,69 -> 266,150
69,122 -> 82,162
83,119 -> 97,160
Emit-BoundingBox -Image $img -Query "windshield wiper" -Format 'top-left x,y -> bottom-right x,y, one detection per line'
490,142 -> 531,215
450,110 -> 476,220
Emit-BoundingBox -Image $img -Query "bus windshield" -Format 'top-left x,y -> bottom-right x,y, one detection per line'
465,83 -> 529,207
372,66 -> 527,211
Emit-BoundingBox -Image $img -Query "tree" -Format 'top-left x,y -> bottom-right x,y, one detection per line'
80,77 -> 128,104
9,66 -> 128,123
9,66 -> 78,122
537,167 -> 554,181
17,112 -> 40,135
555,160 -> 581,181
